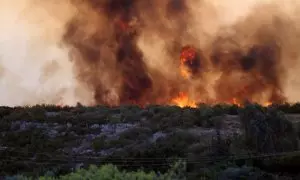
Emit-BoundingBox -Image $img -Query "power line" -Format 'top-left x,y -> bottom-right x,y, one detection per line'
2,147 -> 300,160
0,147 -> 187,160
1,148 -> 300,164
1,159 -> 172,167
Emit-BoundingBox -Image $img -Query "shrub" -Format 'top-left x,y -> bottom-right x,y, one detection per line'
180,109 -> 198,128
240,104 -> 298,153
119,127 -> 152,141
8,162 -> 185,180
194,105 -> 216,127
92,135 -> 107,151
147,105 -> 181,116
2,109 -> 30,122
260,151 -> 300,174
0,106 -> 13,118
212,104 -> 240,115
276,103 -> 300,114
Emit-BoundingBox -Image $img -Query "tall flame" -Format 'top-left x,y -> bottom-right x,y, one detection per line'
179,45 -> 198,79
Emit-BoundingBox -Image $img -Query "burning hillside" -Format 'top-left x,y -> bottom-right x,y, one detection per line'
1,0 -> 300,107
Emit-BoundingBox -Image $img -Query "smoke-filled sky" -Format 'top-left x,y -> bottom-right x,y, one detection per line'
0,0 -> 300,106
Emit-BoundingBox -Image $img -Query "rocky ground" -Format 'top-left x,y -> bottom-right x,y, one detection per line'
0,106 -> 241,156
0,104 -> 300,179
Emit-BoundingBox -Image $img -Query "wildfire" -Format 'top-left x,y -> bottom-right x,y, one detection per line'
230,98 -> 242,107
170,43 -> 278,108
226,98 -> 272,107
172,92 -> 197,108
61,0 -> 292,109
263,101 -> 272,107
180,45 -> 198,79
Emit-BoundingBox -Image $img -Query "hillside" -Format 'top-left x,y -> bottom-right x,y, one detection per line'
1,104 -> 300,179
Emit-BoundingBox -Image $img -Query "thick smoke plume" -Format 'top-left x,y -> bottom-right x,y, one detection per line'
1,0 -> 300,106
0,0 -> 92,106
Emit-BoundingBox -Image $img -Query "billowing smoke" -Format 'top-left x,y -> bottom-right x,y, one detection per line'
1,0 -> 300,106
0,0 -> 92,106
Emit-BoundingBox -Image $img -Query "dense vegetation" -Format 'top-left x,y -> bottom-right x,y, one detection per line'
1,103 -> 300,179
5,162 -> 186,180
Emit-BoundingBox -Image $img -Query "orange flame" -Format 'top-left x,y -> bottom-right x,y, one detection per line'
172,92 -> 197,108
227,98 -> 272,107
230,98 -> 242,107
263,101 -> 272,107
180,46 -> 197,79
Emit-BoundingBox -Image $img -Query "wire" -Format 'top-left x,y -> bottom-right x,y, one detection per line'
2,147 -> 300,167
0,147 -> 188,160
0,151 -> 298,165
2,146 -> 300,161
1,159 -> 172,167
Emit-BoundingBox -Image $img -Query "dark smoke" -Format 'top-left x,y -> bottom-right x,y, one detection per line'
63,0 -> 299,106
209,13 -> 290,104
210,34 -> 285,104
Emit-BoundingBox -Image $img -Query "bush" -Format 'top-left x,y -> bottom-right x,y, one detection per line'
260,151 -> 300,174
119,127 -> 152,141
276,103 -> 300,114
52,164 -> 157,180
92,135 -> 107,151
240,104 -> 298,153
7,162 -> 185,180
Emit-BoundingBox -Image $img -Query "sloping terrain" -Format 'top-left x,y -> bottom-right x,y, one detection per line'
1,104 -> 300,179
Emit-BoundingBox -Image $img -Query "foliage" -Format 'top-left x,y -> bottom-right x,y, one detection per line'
240,104 -> 298,153
2,103 -> 300,178
5,162 -> 185,180
260,151 -> 300,174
